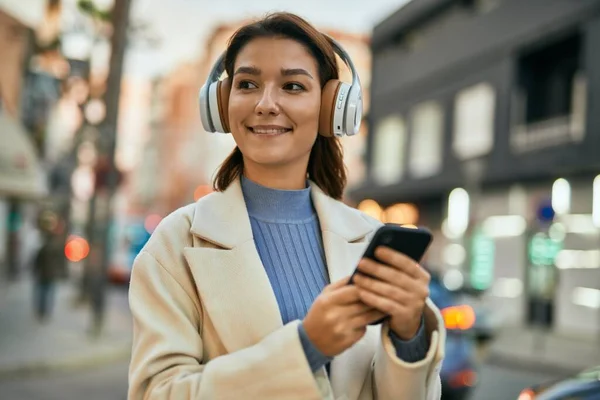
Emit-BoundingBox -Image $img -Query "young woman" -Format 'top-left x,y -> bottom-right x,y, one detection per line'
128,12 -> 445,400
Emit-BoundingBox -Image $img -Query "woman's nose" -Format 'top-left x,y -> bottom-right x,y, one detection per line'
255,87 -> 280,115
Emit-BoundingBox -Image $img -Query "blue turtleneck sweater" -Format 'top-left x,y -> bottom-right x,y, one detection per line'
240,176 -> 429,372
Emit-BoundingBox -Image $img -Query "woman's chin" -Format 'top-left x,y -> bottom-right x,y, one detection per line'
247,156 -> 290,167
243,145 -> 312,170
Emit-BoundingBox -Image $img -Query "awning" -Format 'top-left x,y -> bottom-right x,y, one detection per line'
0,112 -> 48,199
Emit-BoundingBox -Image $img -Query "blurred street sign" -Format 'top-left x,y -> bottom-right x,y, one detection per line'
470,228 -> 495,290
528,233 -> 562,266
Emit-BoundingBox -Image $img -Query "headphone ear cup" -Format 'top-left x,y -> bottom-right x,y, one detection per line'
199,83 -> 214,132
208,78 -> 231,133
217,78 -> 231,133
319,80 -> 341,137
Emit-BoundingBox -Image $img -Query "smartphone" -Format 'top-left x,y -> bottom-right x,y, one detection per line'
348,224 -> 433,324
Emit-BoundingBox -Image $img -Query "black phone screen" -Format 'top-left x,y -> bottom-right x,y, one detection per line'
348,224 -> 433,324
349,224 -> 433,284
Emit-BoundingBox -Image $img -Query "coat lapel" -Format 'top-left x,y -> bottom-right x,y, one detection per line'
309,182 -> 376,284
310,183 -> 380,399
183,179 -> 283,353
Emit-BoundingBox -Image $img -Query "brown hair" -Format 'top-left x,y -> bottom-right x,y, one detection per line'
212,12 -> 347,200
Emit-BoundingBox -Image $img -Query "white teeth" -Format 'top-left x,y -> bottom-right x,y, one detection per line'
252,128 -> 288,134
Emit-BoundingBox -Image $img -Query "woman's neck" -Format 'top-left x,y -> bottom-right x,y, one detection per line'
242,162 -> 308,190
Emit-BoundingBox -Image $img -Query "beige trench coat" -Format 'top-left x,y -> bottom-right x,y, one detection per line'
128,178 -> 446,400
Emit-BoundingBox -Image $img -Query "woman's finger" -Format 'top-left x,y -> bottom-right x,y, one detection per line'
341,301 -> 375,317
357,288 -> 402,316
327,284 -> 361,304
357,258 -> 415,291
350,309 -> 387,328
352,273 -> 410,304
324,275 -> 354,292
374,246 -> 423,279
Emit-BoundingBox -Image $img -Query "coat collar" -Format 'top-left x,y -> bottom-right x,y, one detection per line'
189,177 -> 373,248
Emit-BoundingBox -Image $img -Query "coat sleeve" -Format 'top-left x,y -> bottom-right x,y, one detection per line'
127,250 -> 326,400
372,298 -> 446,400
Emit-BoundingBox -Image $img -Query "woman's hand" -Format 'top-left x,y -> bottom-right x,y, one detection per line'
303,277 -> 387,357
352,246 -> 430,340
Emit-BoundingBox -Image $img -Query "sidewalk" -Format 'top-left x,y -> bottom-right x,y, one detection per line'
485,325 -> 600,375
0,277 -> 132,378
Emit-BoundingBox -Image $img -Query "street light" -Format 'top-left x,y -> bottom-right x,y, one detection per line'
446,188 -> 470,238
358,199 -> 383,221
552,178 -> 571,215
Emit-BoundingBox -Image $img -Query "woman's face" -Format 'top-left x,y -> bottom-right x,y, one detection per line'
228,37 -> 321,172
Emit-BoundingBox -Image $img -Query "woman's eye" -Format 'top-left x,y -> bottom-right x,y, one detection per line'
237,81 -> 257,90
284,83 -> 305,92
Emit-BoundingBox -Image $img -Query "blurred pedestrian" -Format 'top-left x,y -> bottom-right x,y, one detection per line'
32,210 -> 66,323
128,12 -> 444,400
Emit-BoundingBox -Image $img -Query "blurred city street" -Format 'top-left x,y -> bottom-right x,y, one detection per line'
2,0 -> 600,399
0,271 -> 593,400
0,274 -> 132,378
0,273 -> 597,399
0,361 -> 129,400
0,270 -> 587,400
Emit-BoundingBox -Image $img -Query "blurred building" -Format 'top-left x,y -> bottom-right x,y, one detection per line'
134,19 -> 373,214
350,0 -> 600,339
0,0 -> 50,195
0,0 -> 52,277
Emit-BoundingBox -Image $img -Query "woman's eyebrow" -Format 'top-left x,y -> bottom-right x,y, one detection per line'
233,66 -> 314,79
281,68 -> 314,79
234,66 -> 261,76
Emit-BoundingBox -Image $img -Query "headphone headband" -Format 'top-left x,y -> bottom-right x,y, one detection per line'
207,36 -> 361,93
207,52 -> 225,84
329,37 -> 361,88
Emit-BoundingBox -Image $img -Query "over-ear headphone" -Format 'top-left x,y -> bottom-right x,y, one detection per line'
198,36 -> 363,138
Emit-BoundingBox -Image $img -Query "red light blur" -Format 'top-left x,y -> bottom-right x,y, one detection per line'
64,236 -> 90,263
449,369 -> 478,388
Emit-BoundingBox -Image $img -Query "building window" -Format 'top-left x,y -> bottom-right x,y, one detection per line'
511,33 -> 587,153
372,115 -> 406,185
409,101 -> 444,178
453,83 -> 496,160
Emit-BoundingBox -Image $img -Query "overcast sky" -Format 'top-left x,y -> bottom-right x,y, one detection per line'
124,0 -> 412,77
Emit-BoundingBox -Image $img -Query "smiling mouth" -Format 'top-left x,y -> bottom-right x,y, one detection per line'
248,126 -> 292,135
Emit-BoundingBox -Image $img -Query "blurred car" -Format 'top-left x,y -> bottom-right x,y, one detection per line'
518,365 -> 600,400
438,269 -> 500,347
456,293 -> 500,347
470,303 -> 497,345
428,273 -> 479,400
